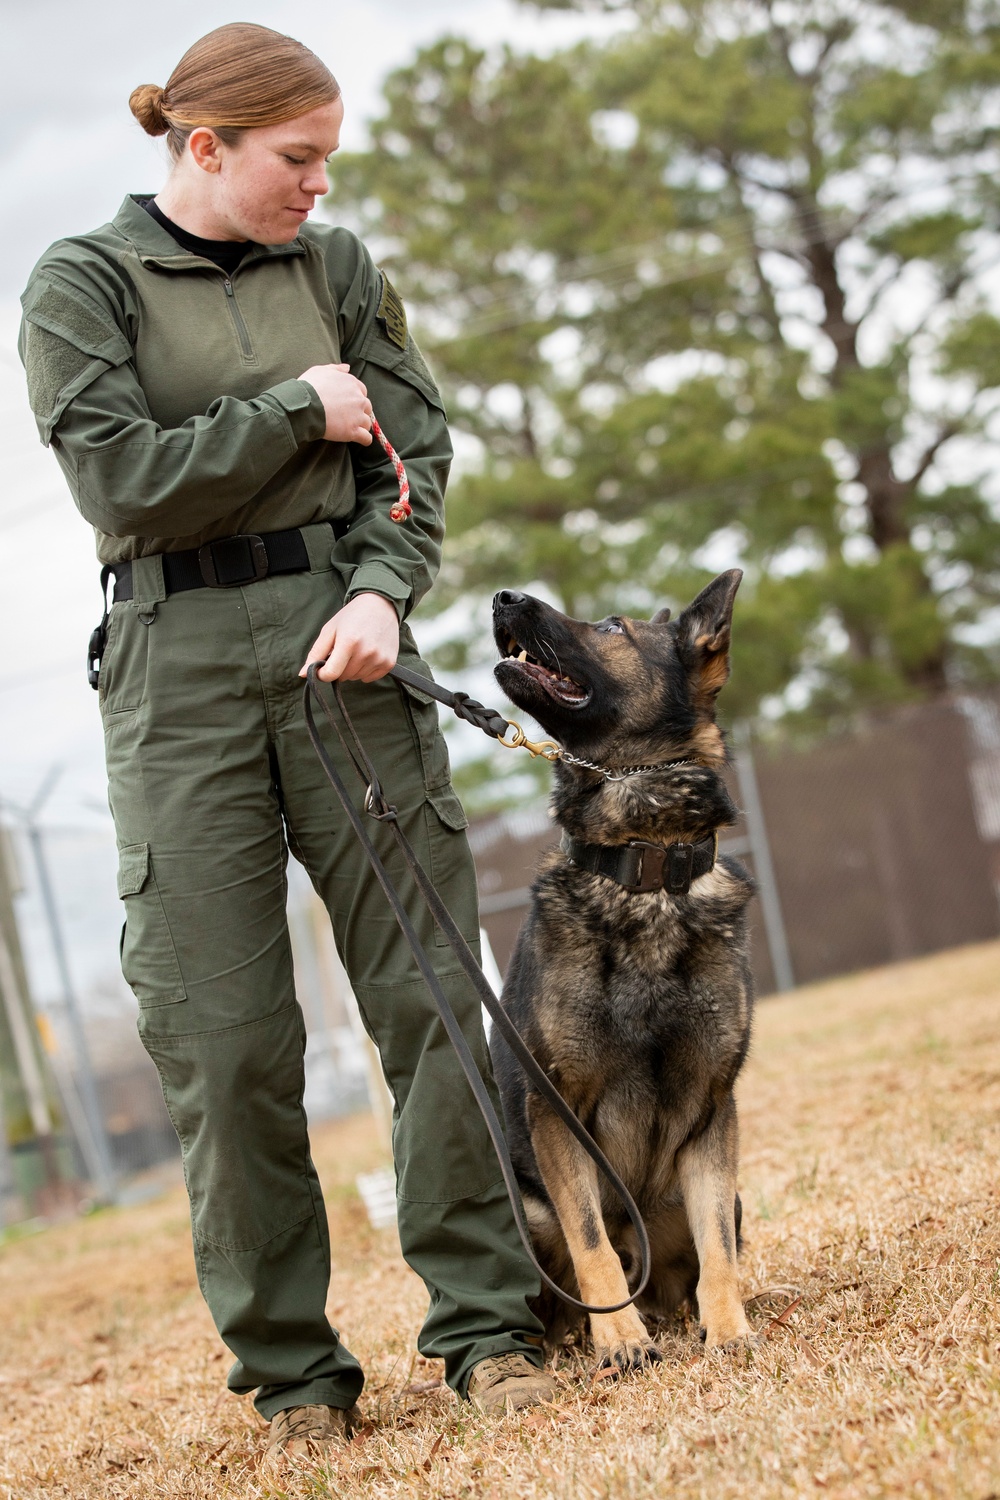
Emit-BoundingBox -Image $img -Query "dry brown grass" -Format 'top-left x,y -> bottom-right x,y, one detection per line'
2,940 -> 1000,1500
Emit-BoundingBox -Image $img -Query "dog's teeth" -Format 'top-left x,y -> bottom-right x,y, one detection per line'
517,650 -> 528,662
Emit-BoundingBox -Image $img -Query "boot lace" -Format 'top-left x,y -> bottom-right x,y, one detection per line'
475,1352 -> 538,1389
271,1405 -> 335,1446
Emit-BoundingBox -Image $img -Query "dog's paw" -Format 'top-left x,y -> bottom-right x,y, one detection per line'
595,1337 -> 663,1376
699,1316 -> 754,1352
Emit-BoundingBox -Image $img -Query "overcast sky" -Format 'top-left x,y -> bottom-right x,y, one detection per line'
0,0 -> 623,832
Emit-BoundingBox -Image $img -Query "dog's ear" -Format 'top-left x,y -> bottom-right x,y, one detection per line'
675,569 -> 742,702
651,606 -> 672,625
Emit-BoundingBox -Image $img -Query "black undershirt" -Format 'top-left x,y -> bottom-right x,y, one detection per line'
141,197 -> 254,275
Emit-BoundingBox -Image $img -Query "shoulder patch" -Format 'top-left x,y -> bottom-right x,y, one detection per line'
376,272 -> 408,350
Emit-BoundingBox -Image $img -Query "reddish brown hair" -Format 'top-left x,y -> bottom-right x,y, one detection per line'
129,23 -> 340,158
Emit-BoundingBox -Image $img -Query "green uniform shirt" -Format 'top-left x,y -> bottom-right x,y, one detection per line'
19,195 -> 451,619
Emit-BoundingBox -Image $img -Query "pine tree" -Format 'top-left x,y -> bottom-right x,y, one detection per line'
329,2 -> 1000,802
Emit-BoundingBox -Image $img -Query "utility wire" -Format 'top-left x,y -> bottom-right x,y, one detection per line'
401,172 -> 999,345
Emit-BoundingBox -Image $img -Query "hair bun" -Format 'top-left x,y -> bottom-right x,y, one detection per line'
129,83 -> 169,136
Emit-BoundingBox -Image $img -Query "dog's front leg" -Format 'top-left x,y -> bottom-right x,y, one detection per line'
675,1094 -> 751,1349
528,1096 -> 660,1372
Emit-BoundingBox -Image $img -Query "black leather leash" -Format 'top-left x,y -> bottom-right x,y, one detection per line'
388,662 -> 510,734
303,665 -> 652,1315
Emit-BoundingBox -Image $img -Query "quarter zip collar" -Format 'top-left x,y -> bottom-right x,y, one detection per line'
112,194 -> 308,272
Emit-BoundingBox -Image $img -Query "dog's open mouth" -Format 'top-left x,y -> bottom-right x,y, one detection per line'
501,635 -> 591,707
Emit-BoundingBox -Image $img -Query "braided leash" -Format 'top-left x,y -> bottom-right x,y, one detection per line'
371,416 -> 412,523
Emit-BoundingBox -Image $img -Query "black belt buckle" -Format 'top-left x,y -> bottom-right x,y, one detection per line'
198,534 -> 269,588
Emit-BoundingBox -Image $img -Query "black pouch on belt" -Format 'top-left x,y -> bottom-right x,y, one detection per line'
87,565 -> 113,691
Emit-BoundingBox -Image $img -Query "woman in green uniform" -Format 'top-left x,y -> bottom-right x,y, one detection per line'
19,22 -> 552,1471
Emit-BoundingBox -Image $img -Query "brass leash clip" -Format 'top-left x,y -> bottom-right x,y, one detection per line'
498,721 -> 562,761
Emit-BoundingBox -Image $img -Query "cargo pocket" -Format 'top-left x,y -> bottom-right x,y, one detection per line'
99,604 -> 148,718
117,843 -> 187,1007
426,785 -> 469,832
423,787 -> 477,950
97,605 -> 122,715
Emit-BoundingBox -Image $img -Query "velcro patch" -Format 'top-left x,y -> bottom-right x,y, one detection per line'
20,274 -> 133,442
23,320 -> 93,425
376,272 -> 408,350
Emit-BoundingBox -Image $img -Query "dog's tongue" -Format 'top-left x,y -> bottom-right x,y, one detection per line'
522,660 -> 588,703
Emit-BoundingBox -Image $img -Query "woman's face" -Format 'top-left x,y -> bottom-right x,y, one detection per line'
187,97 -> 345,243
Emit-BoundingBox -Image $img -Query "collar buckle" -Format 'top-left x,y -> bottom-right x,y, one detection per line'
629,840 -> 695,894
627,841 -> 668,893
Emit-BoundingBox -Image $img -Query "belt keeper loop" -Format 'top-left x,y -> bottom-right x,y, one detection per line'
130,553 -> 167,606
665,843 -> 695,894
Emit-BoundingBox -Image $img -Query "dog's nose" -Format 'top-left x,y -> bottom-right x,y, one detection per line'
493,590 -> 526,608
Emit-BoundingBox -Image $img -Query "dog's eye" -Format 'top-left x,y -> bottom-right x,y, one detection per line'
597,619 -> 625,635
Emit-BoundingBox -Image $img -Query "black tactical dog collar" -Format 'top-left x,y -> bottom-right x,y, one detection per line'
560,831 -> 719,895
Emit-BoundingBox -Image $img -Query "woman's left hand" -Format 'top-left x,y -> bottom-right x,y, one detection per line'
300,593 -> 400,682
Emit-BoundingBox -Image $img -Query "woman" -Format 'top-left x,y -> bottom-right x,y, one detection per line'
19,23 -> 552,1471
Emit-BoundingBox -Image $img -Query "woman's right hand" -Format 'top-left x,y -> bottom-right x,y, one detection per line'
298,363 -> 374,444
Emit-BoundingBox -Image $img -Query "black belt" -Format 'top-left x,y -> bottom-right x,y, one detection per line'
88,522 -> 346,688
560,830 -> 719,895
109,522 -> 346,602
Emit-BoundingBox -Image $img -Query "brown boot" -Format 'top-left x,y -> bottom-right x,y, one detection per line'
263,1403 -> 356,1473
467,1352 -> 558,1416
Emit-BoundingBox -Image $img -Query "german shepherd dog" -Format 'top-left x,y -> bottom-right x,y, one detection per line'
489,569 -> 755,1370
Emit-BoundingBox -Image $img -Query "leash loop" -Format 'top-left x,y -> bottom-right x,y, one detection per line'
304,666 -> 652,1316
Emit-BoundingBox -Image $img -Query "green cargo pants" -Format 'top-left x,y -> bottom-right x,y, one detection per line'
100,523 -> 543,1417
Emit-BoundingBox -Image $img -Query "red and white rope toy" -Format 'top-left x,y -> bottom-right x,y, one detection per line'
370,416 -> 412,523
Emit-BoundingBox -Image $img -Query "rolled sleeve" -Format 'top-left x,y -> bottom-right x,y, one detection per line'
344,561 -> 415,619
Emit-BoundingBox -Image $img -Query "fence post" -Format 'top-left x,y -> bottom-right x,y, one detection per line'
0,925 -> 65,1202
733,729 -> 795,994
307,890 -> 394,1150
26,823 -> 118,1204
0,1068 -> 14,1229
